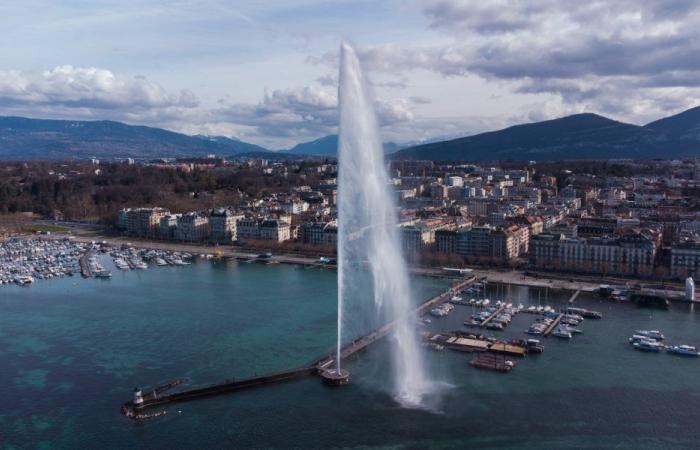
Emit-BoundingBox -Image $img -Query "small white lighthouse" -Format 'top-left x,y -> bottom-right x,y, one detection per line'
686,277 -> 696,302
133,386 -> 144,405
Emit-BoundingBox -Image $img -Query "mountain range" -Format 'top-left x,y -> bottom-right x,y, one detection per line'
0,116 -> 266,160
1,106 -> 700,161
286,134 -> 402,156
394,107 -> 700,161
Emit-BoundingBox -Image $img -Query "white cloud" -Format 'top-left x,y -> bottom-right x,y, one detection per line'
0,66 -> 197,109
213,85 -> 416,148
306,1 -> 700,126
4,2 -> 700,150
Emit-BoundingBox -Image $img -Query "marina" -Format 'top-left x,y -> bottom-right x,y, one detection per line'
120,271 -> 698,419
2,258 -> 700,448
0,237 -> 83,285
122,276 -> 478,417
1,237 -> 198,285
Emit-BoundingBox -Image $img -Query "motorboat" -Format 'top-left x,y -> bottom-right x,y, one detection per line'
666,345 -> 699,356
552,327 -> 573,339
633,339 -> 663,352
635,330 -> 665,341
14,275 -> 34,285
526,339 -> 545,353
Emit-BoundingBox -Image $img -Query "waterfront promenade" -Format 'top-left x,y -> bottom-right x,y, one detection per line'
36,232 -> 689,301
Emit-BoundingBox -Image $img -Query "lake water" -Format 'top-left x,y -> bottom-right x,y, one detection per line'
1,259 -> 699,449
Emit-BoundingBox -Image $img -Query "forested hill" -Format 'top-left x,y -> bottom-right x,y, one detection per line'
0,116 -> 268,160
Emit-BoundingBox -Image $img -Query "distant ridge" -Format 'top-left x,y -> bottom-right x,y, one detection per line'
394,107 -> 700,161
0,116 -> 268,160
287,134 -> 402,156
3,107 -> 700,161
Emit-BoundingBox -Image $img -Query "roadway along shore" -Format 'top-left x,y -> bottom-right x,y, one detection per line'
44,232 -> 687,298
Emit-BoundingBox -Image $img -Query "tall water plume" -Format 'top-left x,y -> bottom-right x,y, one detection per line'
336,42 -> 432,407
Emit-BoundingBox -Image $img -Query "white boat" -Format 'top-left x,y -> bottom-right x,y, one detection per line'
552,327 -> 573,339
666,345 -> 700,356
429,307 -> 448,317
155,258 -> 168,266
633,339 -> 663,352
635,330 -> 665,341
14,275 -> 34,285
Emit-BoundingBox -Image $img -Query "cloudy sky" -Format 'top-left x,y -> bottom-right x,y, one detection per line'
1,0 -> 699,149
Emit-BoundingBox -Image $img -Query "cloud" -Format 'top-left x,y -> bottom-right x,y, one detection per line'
214,85 -> 416,148
418,0 -> 700,120
306,1 -> 700,125
0,64 -> 420,149
0,66 -> 197,111
409,96 -> 432,105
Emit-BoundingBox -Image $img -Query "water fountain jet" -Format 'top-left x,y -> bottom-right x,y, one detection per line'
333,41 -> 433,407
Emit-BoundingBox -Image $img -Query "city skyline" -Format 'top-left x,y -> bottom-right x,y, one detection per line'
2,0 -> 700,149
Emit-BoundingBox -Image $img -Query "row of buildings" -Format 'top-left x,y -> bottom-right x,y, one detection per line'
113,158 -> 700,280
118,207 -> 291,243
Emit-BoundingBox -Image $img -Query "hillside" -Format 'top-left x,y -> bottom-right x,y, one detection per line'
395,110 -> 700,161
643,105 -> 700,151
4,106 -> 700,162
288,134 -> 402,156
0,116 -> 268,160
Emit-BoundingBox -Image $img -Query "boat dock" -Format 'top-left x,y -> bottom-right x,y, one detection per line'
79,251 -> 93,278
317,276 -> 478,369
568,289 -> 582,304
122,367 -> 317,417
543,314 -> 564,337
479,304 -> 506,328
122,276 -> 478,418
423,331 -> 527,357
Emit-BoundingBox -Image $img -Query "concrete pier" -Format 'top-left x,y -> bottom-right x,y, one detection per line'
568,289 -> 582,304
543,314 -> 564,337
479,304 -> 506,328
122,276 -> 478,418
79,251 -> 93,278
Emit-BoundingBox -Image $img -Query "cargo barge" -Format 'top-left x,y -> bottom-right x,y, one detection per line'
469,353 -> 515,372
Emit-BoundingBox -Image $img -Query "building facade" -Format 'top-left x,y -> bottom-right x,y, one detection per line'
125,207 -> 169,238
209,208 -> 244,243
174,213 -> 209,242
671,243 -> 700,278
259,219 -> 291,242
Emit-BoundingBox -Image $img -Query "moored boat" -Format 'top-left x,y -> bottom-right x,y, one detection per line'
666,345 -> 700,356
634,330 -> 665,341
632,339 -> 663,352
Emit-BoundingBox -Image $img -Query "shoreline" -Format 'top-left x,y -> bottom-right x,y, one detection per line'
31,233 -> 692,303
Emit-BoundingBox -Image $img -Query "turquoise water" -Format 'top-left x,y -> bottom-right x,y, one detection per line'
1,260 -> 699,449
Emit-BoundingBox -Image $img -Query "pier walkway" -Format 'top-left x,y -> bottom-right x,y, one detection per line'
479,304 -> 506,328
123,276 -> 478,417
316,276 -> 477,369
79,251 -> 93,278
543,314 -> 563,337
568,289 -> 582,304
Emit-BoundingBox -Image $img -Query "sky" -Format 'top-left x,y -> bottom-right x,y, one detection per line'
1,0 -> 699,149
